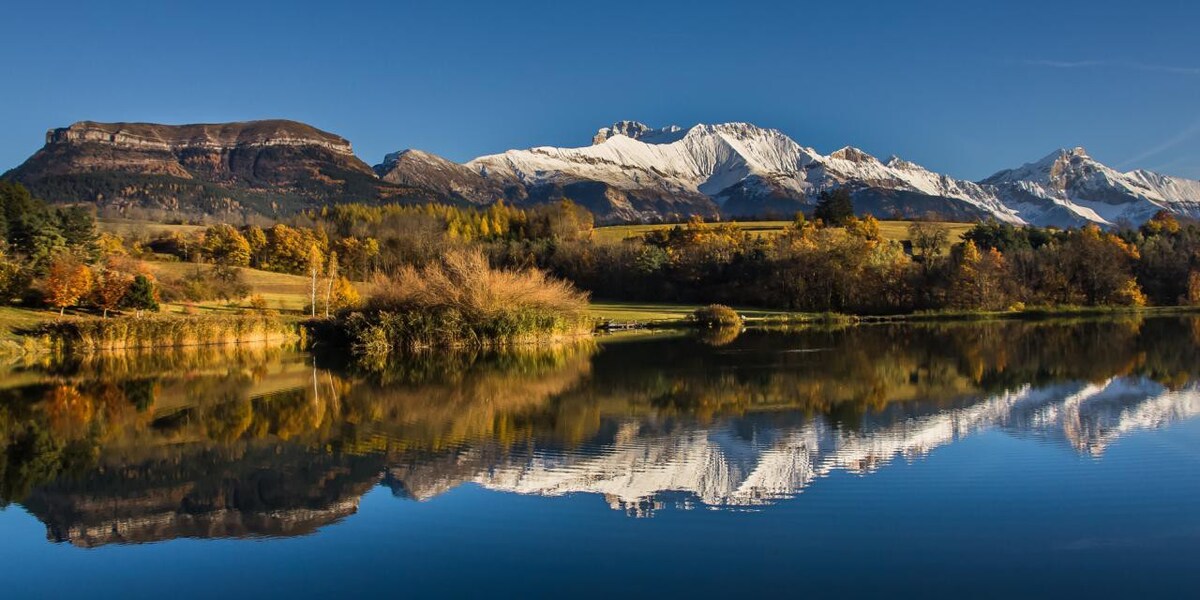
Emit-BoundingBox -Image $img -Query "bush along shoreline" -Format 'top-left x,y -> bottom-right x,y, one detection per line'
311,249 -> 594,359
30,314 -> 302,354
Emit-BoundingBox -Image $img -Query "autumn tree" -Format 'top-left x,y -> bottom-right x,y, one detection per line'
308,244 -> 323,317
1141,210 -> 1181,236
947,241 -> 1013,310
0,249 -> 30,303
93,256 -> 141,318
263,224 -> 328,274
908,222 -> 950,265
45,253 -> 94,316
201,224 -> 251,267
244,225 -> 268,267
323,251 -> 339,317
526,200 -> 594,242
1188,271 -> 1200,306
326,275 -> 361,313
333,237 -> 380,280
1061,225 -> 1146,305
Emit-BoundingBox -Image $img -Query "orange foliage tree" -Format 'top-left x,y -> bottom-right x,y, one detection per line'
45,253 -> 94,316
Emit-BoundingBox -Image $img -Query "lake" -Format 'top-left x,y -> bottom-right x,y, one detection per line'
1,317 -> 1199,598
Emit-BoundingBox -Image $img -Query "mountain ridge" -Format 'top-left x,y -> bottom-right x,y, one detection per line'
5,118 -> 1200,226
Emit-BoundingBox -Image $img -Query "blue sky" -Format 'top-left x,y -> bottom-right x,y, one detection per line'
2,0 -> 1198,179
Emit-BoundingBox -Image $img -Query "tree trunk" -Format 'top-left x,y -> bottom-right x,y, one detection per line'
325,277 -> 333,318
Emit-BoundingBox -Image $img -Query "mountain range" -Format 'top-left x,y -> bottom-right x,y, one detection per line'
5,118 -> 1200,226
27,374 -> 1199,544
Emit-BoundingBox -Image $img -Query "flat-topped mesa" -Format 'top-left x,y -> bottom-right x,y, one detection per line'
4,118 -> 408,214
46,119 -> 356,156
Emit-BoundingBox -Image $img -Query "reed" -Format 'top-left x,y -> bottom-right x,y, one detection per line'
31,314 -> 301,354
332,249 -> 593,357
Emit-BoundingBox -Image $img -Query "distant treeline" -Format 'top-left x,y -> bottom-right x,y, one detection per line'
6,179 -> 1200,317
521,212 -> 1196,314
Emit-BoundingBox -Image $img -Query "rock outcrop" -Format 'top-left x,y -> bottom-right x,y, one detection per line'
4,119 -> 433,215
7,118 -> 1200,225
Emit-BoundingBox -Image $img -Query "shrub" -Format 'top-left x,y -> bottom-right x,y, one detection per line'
248,294 -> 270,312
692,304 -> 742,327
337,249 -> 592,355
162,265 -> 250,303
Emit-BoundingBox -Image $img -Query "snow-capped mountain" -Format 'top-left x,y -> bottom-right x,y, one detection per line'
470,378 -> 1200,513
465,121 -> 1024,224
381,378 -> 1200,515
982,147 -> 1200,227
14,118 -> 1200,225
455,121 -> 1200,226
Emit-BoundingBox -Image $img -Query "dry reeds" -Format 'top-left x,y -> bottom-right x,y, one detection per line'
338,249 -> 593,355
367,249 -> 589,319
34,314 -> 301,354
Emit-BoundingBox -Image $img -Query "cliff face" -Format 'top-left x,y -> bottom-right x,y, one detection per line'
4,120 -> 432,215
45,120 -> 358,156
22,446 -> 386,548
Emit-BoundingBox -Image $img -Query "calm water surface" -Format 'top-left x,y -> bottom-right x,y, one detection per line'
1,317 -> 1199,598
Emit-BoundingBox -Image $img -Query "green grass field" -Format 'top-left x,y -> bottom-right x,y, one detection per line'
595,219 -> 974,249
98,219 -> 207,237
143,262 -> 331,312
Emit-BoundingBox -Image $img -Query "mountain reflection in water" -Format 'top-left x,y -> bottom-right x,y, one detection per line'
1,316 -> 1199,545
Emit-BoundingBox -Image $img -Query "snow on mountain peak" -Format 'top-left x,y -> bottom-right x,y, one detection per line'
380,148 -> 435,166
593,120 -> 683,145
885,155 -> 919,170
977,145 -> 1200,227
459,121 -> 1200,226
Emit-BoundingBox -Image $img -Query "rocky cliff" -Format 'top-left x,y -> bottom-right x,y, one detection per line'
8,118 -> 1200,225
3,119 -> 434,216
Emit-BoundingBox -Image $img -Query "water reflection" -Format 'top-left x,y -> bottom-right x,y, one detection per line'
1,317 -> 1199,543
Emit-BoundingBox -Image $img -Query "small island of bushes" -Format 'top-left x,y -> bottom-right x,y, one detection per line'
322,249 -> 593,358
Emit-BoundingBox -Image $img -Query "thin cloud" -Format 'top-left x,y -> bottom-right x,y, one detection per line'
1024,59 -> 1200,76
1143,154 -> 1200,178
1118,117 -> 1200,168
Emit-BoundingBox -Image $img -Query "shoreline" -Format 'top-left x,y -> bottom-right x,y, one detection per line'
1,303 -> 1196,360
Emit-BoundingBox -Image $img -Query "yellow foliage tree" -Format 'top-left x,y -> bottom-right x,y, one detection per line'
45,253 -> 94,316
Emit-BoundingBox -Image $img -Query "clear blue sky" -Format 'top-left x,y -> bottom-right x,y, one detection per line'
2,0 -> 1198,180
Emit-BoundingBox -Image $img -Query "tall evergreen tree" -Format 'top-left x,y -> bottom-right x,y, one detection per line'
813,188 -> 855,226
123,274 -> 160,316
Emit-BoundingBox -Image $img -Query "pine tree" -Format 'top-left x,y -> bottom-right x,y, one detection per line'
123,274 -> 159,317
813,188 -> 855,227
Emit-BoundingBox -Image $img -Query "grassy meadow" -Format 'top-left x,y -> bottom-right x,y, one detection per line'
142,261 -> 326,312
594,219 -> 974,250
98,219 -> 207,237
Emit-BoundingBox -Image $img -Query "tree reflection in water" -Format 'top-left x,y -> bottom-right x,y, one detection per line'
1,316 -> 1199,543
